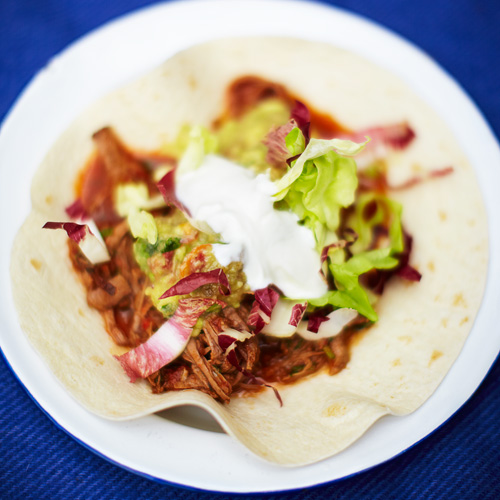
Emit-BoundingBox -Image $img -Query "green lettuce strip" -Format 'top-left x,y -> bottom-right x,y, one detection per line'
276,128 -> 367,249
311,194 -> 404,321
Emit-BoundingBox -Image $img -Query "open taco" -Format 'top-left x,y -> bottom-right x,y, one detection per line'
10,38 -> 488,465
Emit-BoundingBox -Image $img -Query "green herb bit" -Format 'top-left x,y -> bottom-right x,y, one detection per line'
191,316 -> 205,338
138,236 -> 181,257
100,227 -> 114,238
156,237 -> 182,253
191,304 -> 222,337
203,304 -> 223,316
290,364 -> 305,375
160,303 -> 177,317
293,338 -> 304,350
323,346 -> 336,360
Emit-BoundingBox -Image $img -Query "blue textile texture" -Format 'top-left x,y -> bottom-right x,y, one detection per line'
1,0 -> 499,498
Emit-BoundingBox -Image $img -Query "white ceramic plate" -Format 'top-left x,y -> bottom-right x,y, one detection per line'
1,0 -> 499,494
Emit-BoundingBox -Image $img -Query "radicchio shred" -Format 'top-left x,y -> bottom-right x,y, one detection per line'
160,269 -> 231,299
43,221 -> 89,243
65,199 -> 89,220
289,303 -> 308,327
290,100 -> 311,146
248,286 -> 281,333
157,169 -> 190,214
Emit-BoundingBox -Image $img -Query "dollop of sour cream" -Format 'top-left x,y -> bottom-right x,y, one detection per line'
176,155 -> 327,299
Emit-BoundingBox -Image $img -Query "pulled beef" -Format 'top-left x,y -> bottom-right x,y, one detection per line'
79,128 -> 149,225
102,309 -> 130,346
147,308 -> 263,402
70,82 -> 384,402
255,336 -> 332,384
104,220 -> 130,251
69,231 -> 163,348
87,275 -> 131,310
147,365 -> 209,393
183,339 -> 233,403
92,127 -> 149,187
146,300 -> 357,403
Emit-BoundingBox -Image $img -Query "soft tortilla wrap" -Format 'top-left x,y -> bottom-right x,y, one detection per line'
10,38 -> 488,465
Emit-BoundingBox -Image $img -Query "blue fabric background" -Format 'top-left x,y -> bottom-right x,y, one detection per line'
1,0 -> 499,498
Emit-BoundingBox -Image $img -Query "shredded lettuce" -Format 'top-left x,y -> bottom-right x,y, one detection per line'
120,106 -> 407,325
311,195 -> 404,321
277,129 -> 404,322
116,183 -> 165,247
159,100 -> 290,175
348,194 -> 403,255
217,99 -> 290,172
285,127 -> 306,156
115,182 -> 165,217
128,209 -> 158,245
275,128 -> 366,249
274,131 -> 369,200
177,126 -> 218,176
310,249 -> 378,321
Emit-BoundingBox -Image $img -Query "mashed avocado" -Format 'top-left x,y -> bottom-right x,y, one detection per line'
133,210 -> 249,318
216,99 -> 290,172
161,99 -> 290,174
128,99 -> 291,317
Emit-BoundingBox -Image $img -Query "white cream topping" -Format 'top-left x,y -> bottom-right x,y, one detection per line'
176,154 -> 328,299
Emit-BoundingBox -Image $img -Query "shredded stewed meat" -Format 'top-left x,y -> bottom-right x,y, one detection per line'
67,78 -> 383,403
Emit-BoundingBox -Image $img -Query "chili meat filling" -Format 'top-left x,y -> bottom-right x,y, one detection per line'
67,77 -> 418,402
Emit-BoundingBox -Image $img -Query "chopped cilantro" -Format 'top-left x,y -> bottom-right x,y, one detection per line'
290,364 -> 305,375
136,236 -> 181,257
323,346 -> 335,359
293,338 -> 304,350
100,227 -> 114,238
160,303 -> 177,317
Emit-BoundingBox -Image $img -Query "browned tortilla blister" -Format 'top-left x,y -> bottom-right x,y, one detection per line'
10,38 -> 488,465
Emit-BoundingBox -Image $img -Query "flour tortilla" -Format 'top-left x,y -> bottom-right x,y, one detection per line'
10,38 -> 488,465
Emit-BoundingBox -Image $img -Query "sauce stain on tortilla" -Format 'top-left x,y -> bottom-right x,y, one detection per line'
45,195 -> 53,205
350,327 -> 371,348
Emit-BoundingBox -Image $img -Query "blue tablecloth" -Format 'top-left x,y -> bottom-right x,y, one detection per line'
1,1 -> 499,498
